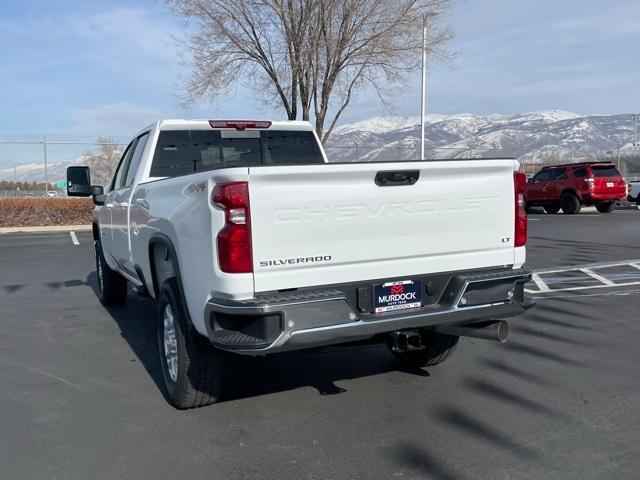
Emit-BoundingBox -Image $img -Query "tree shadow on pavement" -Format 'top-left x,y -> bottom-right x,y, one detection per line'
387,440 -> 469,480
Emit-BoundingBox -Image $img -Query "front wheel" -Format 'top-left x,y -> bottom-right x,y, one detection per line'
390,330 -> 459,368
561,193 -> 582,214
595,202 -> 615,213
95,241 -> 127,305
157,278 -> 225,409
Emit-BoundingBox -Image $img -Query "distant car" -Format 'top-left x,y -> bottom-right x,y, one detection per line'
627,181 -> 640,205
524,162 -> 627,214
46,191 -> 59,198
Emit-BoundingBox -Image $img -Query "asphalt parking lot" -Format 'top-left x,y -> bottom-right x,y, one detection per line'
1,210 -> 640,480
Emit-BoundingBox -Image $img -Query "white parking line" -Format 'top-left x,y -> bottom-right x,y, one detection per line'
525,260 -> 640,294
69,231 -> 79,245
580,268 -> 616,286
530,273 -> 550,292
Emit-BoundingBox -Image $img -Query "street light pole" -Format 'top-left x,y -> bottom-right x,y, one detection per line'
13,158 -> 18,196
43,134 -> 48,195
420,15 -> 427,160
616,147 -> 620,170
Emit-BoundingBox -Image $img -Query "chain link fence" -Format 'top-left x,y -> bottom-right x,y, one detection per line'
324,144 -> 640,181
0,135 -> 127,197
2,135 -> 640,197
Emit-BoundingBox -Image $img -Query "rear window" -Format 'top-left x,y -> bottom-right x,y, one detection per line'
591,165 -> 621,178
149,130 -> 323,177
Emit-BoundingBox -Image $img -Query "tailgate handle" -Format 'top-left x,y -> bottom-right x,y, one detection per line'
375,170 -> 420,187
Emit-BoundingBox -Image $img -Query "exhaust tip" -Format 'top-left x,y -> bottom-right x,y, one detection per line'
495,320 -> 509,342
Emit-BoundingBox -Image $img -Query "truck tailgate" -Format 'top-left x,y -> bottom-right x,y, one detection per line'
248,160 -> 517,293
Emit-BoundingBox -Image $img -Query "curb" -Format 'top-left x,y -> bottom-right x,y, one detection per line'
0,225 -> 92,234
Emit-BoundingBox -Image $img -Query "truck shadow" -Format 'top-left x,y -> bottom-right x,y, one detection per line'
86,272 -> 595,477
85,272 -> 429,402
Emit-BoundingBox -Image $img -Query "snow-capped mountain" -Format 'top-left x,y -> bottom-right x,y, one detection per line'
325,111 -> 639,165
2,111 -> 638,183
0,156 -> 88,183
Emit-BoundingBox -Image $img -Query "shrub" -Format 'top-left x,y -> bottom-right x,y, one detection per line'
0,198 -> 94,227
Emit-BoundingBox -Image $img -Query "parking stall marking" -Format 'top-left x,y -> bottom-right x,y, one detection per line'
530,273 -> 550,292
525,260 -> 640,294
69,231 -> 79,245
579,268 -> 615,286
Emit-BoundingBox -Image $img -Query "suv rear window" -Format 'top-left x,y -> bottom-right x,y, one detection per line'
149,130 -> 323,177
591,165 -> 621,178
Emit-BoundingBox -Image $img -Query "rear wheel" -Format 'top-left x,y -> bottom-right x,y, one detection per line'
544,205 -> 560,214
595,201 -> 615,213
157,278 -> 225,409
95,241 -> 127,305
561,193 -> 581,214
390,330 -> 459,368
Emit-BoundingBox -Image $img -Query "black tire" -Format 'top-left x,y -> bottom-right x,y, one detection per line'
390,330 -> 459,368
595,202 -> 615,213
560,193 -> 581,214
637,196 -> 640,207
95,241 -> 127,305
157,278 -> 224,409
544,205 -> 560,214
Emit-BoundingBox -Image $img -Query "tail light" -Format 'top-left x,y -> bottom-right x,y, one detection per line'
212,182 -> 253,273
514,172 -> 527,247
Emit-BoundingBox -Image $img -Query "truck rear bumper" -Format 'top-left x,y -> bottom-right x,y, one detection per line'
204,268 -> 533,355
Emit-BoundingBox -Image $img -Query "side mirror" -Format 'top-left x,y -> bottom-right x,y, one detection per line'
91,186 -> 105,206
67,166 -> 92,197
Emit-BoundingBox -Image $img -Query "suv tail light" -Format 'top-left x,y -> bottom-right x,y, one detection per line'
514,172 -> 527,247
212,182 -> 253,273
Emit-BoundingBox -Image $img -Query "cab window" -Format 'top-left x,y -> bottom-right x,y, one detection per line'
111,141 -> 137,191
124,133 -> 150,187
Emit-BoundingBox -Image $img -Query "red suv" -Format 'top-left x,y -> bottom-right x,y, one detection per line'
524,162 -> 627,214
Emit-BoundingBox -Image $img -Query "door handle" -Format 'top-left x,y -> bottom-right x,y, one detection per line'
375,170 -> 420,186
134,198 -> 149,209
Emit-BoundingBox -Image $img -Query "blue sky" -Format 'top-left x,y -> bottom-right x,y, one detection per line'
0,0 -> 639,140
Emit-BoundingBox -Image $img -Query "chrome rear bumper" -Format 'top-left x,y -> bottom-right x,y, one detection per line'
204,268 -> 533,355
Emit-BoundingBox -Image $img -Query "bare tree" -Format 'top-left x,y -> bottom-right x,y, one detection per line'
167,0 -> 453,143
84,137 -> 123,187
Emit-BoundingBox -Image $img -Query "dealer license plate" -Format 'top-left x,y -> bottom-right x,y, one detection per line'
374,280 -> 422,313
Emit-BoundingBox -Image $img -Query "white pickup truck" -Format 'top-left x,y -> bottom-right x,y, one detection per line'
67,119 -> 532,409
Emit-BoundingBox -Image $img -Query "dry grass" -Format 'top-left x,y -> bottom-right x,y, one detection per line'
0,198 -> 94,227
